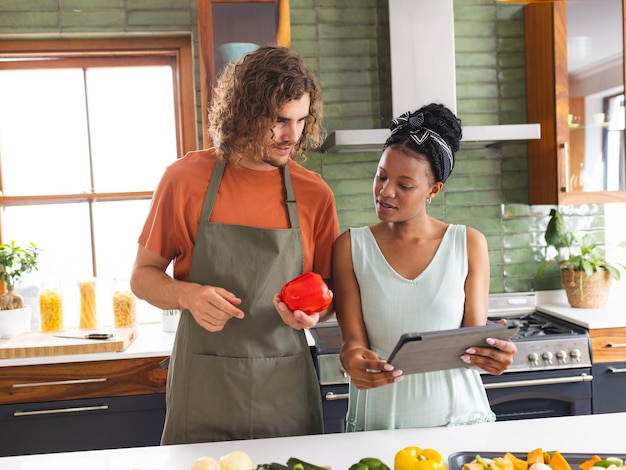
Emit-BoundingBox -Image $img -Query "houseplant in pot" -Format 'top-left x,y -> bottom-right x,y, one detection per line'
0,240 -> 41,338
538,208 -> 626,308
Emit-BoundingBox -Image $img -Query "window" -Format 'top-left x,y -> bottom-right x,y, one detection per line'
0,37 -> 196,325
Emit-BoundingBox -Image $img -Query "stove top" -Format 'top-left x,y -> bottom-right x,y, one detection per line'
487,293 -> 591,373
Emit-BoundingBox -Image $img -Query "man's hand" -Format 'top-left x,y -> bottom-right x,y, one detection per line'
184,284 -> 244,332
272,294 -> 321,330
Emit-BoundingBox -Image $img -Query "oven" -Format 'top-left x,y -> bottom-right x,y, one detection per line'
308,322 -> 349,434
308,292 -> 594,432
482,293 -> 593,421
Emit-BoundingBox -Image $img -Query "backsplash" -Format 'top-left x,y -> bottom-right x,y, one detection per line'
0,0 -> 613,294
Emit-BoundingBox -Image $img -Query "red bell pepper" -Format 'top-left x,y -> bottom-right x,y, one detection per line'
279,272 -> 332,315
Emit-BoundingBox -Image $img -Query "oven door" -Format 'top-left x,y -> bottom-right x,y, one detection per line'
482,368 -> 593,421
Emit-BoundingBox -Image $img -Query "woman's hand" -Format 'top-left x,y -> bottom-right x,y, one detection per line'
460,336 -> 518,375
341,347 -> 403,390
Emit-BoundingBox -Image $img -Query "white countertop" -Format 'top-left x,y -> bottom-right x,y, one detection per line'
537,289 -> 626,329
0,412 -> 625,470
0,322 -> 176,368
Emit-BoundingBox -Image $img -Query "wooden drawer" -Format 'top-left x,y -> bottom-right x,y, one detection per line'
590,328 -> 626,363
0,356 -> 168,405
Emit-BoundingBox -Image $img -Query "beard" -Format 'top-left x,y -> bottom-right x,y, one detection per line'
261,141 -> 295,168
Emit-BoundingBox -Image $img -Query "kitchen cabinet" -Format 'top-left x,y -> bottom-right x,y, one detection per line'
525,0 -> 626,205
197,0 -> 291,146
589,327 -> 626,413
0,356 -> 168,456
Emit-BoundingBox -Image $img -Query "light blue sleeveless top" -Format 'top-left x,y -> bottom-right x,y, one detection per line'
346,224 -> 495,431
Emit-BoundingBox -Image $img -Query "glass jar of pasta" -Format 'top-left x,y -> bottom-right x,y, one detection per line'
78,279 -> 97,329
39,280 -> 63,331
112,279 -> 136,328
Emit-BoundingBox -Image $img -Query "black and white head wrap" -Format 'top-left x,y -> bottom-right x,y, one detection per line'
383,107 -> 459,183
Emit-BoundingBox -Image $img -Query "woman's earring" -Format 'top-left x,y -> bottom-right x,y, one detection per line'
426,197 -> 432,204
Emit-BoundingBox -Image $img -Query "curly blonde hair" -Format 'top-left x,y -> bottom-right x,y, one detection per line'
208,46 -> 324,166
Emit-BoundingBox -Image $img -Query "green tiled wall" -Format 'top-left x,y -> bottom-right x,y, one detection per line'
0,0 -> 604,294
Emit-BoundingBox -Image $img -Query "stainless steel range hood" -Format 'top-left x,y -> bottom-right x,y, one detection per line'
320,0 -> 540,153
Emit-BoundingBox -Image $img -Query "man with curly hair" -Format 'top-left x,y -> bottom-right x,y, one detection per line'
131,46 -> 339,444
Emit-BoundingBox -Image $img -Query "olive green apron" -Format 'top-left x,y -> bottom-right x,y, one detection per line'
161,159 -> 323,445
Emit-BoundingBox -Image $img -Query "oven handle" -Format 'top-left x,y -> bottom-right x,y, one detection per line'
325,391 -> 350,401
483,373 -> 592,389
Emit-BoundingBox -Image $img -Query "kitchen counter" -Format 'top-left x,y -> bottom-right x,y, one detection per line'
537,288 -> 626,329
0,412 -> 625,470
0,322 -> 176,367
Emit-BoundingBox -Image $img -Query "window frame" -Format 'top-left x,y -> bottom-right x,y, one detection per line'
0,36 -> 197,250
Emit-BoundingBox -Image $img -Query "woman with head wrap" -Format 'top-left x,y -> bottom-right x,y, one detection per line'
332,103 -> 517,431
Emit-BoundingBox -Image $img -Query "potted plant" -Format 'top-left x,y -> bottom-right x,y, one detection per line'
0,240 -> 41,338
538,208 -> 626,308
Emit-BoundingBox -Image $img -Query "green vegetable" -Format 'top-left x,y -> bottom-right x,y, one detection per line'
349,457 -> 391,470
256,464 -> 291,470
286,457 -> 327,470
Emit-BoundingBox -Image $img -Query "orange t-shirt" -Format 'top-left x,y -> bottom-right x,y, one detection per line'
138,149 -> 340,282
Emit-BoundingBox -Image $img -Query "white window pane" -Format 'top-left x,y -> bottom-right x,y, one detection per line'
92,199 -> 151,280
86,66 -> 178,193
0,69 -> 92,196
92,199 -> 161,324
2,203 -> 93,281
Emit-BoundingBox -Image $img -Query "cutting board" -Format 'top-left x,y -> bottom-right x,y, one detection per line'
0,327 -> 137,358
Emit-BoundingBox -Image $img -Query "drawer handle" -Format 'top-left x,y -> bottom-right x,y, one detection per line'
14,404 -> 109,417
325,392 -> 349,401
608,367 -> 626,374
12,378 -> 108,388
606,343 -> 626,348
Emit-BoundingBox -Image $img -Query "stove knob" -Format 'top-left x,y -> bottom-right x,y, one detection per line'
528,352 -> 539,365
570,349 -> 581,362
542,351 -> 553,364
556,350 -> 567,363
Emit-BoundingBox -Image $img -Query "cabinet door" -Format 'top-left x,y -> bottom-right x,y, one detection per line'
526,0 -> 626,204
0,394 -> 165,456
592,363 -> 626,414
197,0 -> 291,146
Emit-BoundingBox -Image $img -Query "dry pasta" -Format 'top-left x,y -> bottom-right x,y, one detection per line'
79,281 -> 97,329
39,288 -> 63,331
113,289 -> 136,328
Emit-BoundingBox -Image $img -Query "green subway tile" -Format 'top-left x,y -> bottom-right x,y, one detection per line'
127,10 -> 191,26
60,10 -> 126,27
446,204 -> 502,221
455,22 -> 496,38
61,0 -> 125,8
318,24 -> 378,40
455,37 -> 496,54
291,25 -> 318,40
126,0 -> 187,8
0,11 -> 58,27
456,68 -> 497,85
327,179 -> 373,196
2,0 -> 57,10
445,189 -> 502,205
317,7 -> 377,24
455,6 -> 496,22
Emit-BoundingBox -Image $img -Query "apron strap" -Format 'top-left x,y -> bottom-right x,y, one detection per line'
199,158 -> 226,222
200,158 -> 301,230
282,165 -> 300,229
